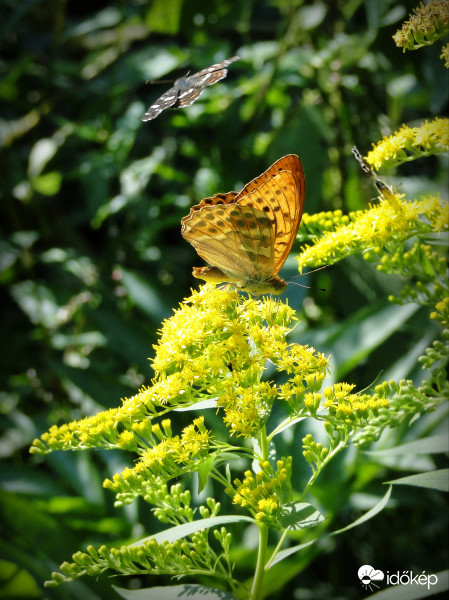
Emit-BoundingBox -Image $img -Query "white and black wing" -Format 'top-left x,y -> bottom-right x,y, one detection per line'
173,88 -> 204,108
142,56 -> 239,121
142,86 -> 180,121
181,56 -> 240,92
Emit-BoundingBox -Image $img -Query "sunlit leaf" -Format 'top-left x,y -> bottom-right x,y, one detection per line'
387,470 -> 449,492
113,583 -> 237,600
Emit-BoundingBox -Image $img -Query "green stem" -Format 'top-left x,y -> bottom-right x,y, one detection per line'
266,528 -> 289,570
301,439 -> 347,499
249,426 -> 270,600
250,522 -> 268,600
259,426 -> 269,460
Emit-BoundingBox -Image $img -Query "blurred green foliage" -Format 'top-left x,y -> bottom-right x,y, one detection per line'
0,0 -> 447,599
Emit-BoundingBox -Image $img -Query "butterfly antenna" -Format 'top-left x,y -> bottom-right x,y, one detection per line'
288,281 -> 326,292
145,66 -> 193,84
145,78 -> 176,85
287,265 -> 328,291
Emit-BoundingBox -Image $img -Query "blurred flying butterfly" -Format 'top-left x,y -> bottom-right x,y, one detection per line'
352,146 -> 394,197
142,56 -> 240,121
181,155 -> 305,295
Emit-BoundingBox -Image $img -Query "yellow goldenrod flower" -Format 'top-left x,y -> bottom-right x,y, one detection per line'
322,383 -> 389,426
366,118 -> 449,170
393,0 -> 449,53
231,458 -> 292,527
430,297 -> 449,327
297,190 -> 448,273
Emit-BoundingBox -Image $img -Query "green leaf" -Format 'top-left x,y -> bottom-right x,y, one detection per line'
331,303 -> 419,378
225,463 -> 232,484
365,434 -> 449,456
131,515 -> 255,546
269,415 -> 307,439
67,6 -> 121,37
198,455 -> 216,493
387,469 -> 449,492
268,539 -> 315,567
10,280 -> 59,328
269,486 -> 392,567
332,485 -> 392,534
296,301 -> 420,379
31,171 -> 62,196
279,502 -> 324,530
113,584 -> 237,600
145,0 -> 183,35
421,232 -> 449,246
120,269 -> 171,321
298,3 -> 326,30
0,559 -> 41,598
28,138 -> 59,177
174,399 -> 217,411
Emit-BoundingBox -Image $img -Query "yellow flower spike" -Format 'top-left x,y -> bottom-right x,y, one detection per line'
258,497 -> 278,513
255,472 -> 265,484
117,430 -> 138,450
304,392 -> 321,412
161,420 -> 172,437
366,118 -> 449,170
233,493 -> 243,505
297,186 -> 448,273
431,297 -> 449,326
393,0 -> 449,53
28,286 -> 321,449
322,382 -> 390,426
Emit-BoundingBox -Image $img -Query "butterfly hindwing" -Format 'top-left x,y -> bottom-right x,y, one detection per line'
141,88 -> 180,121
174,88 -> 204,108
182,204 -> 274,280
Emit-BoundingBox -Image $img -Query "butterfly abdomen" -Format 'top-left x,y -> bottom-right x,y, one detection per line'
192,266 -> 287,296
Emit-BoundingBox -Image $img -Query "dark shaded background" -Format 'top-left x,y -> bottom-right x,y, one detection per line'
1,0 -> 448,598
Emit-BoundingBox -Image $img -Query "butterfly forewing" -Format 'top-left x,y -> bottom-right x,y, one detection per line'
185,68 -> 227,90
188,56 -> 239,85
237,170 -> 303,275
236,154 -> 303,198
189,191 -> 240,213
186,154 -> 304,215
142,56 -> 239,121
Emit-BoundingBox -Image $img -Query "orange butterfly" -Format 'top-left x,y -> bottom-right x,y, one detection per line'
181,155 -> 305,294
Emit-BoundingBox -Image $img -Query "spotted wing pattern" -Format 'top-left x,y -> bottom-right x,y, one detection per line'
142,56 -> 240,121
181,155 -> 305,294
